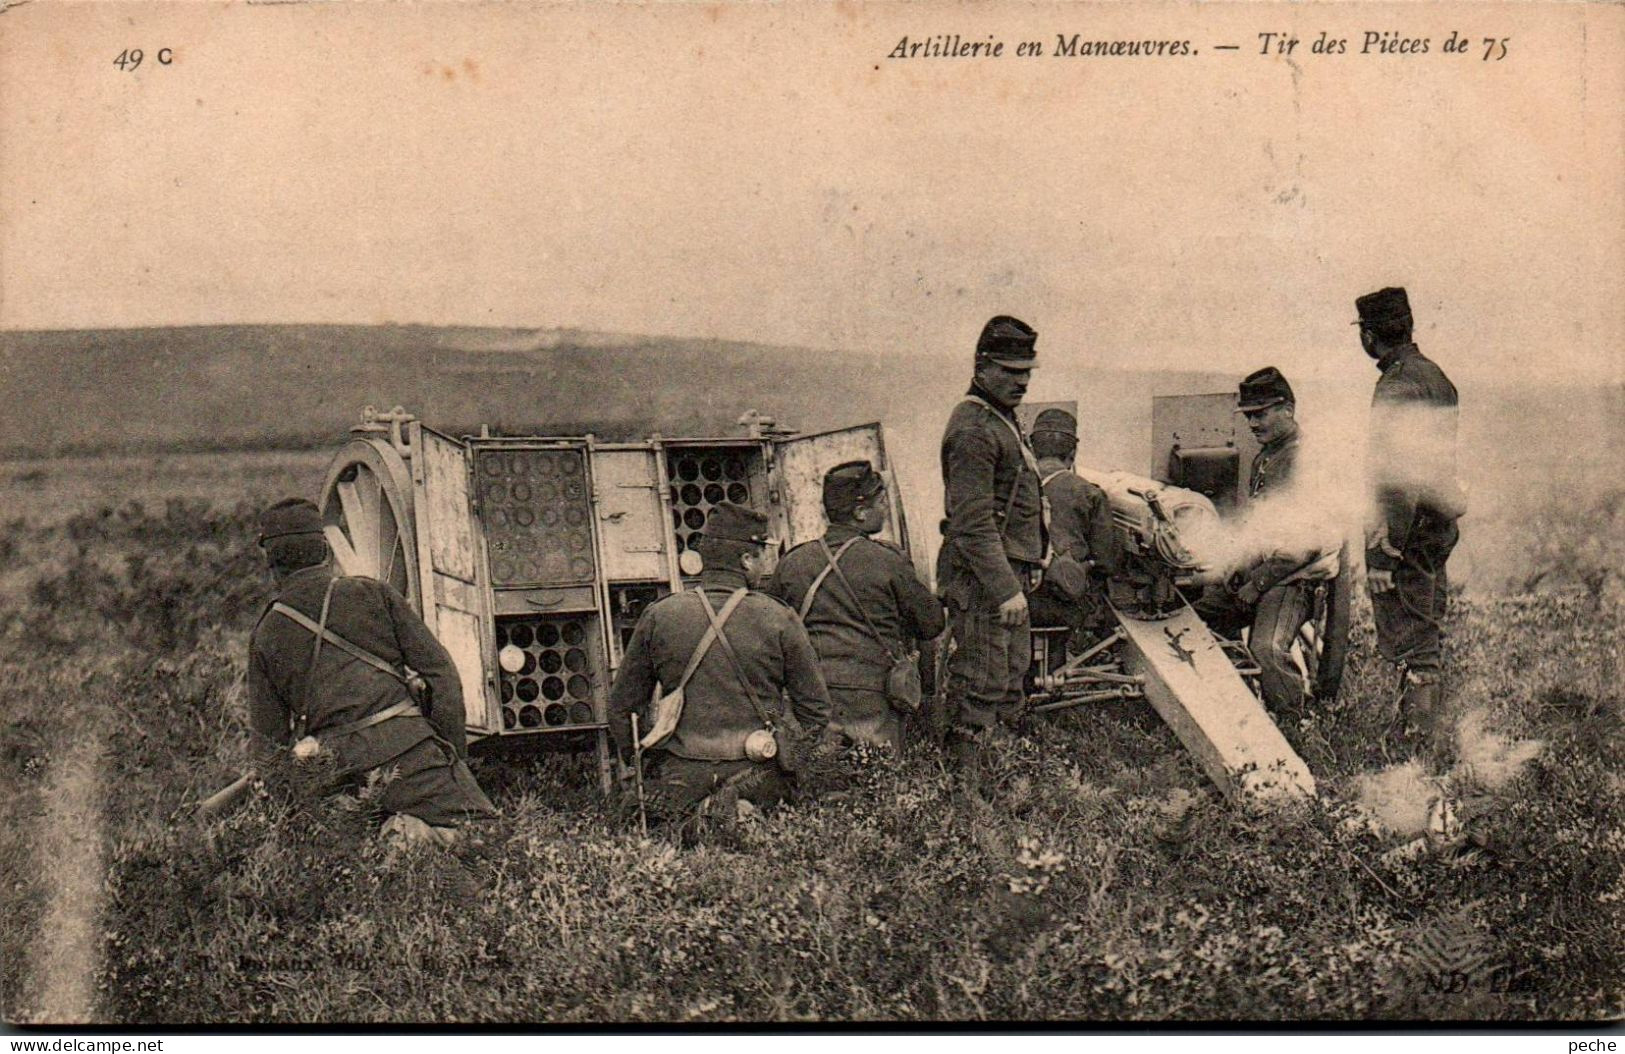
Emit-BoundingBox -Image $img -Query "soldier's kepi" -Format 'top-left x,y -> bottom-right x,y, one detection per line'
937,315 -> 1050,777
1355,286 -> 1464,749
243,497 -> 497,847
608,501 -> 831,843
768,460 -> 944,751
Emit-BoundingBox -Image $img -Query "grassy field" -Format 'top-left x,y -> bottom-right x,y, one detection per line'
0,452 -> 1620,1025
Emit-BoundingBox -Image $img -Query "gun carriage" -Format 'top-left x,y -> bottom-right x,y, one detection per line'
318,406 -> 925,791
1004,395 -> 1353,803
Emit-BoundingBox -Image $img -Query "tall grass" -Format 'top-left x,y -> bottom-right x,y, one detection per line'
1,490 -> 1619,1023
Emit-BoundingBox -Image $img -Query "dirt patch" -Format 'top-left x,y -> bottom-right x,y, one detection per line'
29,735 -> 104,1024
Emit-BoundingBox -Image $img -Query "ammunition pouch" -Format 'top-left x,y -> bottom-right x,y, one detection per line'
1040,551 -> 1092,604
884,655 -> 923,715
404,671 -> 433,714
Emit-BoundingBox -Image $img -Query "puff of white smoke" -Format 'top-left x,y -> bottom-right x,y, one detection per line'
1453,708 -> 1544,792
1354,760 -> 1441,837
1181,423 -> 1367,583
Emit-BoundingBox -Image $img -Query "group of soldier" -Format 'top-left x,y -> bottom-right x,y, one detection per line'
242,284 -> 1461,846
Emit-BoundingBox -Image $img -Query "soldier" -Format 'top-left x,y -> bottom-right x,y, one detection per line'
769,460 -> 944,751
608,502 -> 831,839
247,498 -> 497,846
937,315 -> 1048,776
1024,407 -> 1113,645
1355,286 -> 1464,743
1196,367 -> 1323,713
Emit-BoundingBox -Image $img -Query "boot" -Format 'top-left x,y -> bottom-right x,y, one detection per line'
1401,672 -> 1451,759
946,728 -> 984,796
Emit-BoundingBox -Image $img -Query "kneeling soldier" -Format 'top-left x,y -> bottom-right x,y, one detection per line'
769,460 -> 944,751
247,498 -> 497,847
609,502 -> 831,840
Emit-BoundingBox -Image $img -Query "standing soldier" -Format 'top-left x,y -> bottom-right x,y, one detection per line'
247,498 -> 497,847
937,315 -> 1047,778
1025,407 -> 1112,645
608,502 -> 831,840
1355,287 -> 1464,745
1196,368 -> 1329,713
769,460 -> 944,751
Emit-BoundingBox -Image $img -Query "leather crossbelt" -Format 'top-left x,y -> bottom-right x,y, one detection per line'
271,601 -> 411,686
321,698 -> 420,739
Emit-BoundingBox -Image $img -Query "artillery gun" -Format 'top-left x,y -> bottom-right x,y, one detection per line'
317,405 -> 926,791
1010,396 -> 1353,804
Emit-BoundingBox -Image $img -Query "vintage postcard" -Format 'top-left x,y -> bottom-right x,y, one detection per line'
1,0 -> 1620,1030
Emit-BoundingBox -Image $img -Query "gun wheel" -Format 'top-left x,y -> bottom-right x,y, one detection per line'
319,437 -> 420,606
1296,544 -> 1352,702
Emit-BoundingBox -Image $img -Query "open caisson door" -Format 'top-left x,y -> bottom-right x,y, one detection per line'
408,423 -> 502,735
772,422 -> 913,557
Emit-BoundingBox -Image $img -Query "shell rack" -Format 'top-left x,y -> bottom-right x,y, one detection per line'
317,407 -> 921,793
666,449 -> 754,559
496,614 -> 602,731
476,447 -> 596,586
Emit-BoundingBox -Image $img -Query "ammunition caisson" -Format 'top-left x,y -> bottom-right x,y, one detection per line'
317,408 -> 915,793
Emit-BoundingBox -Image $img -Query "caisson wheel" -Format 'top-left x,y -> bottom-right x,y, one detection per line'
318,437 -> 420,607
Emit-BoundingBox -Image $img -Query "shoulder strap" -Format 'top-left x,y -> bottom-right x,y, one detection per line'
964,394 -> 1039,523
291,577 -> 338,740
668,587 -> 747,697
816,536 -> 902,663
272,600 -> 408,685
797,535 -> 862,621
1040,468 -> 1067,487
696,588 -> 777,730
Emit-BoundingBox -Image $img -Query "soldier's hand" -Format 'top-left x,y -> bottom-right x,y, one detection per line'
997,591 -> 1029,627
1367,569 -> 1396,595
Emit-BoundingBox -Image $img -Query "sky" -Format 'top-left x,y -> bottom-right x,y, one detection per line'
2,1 -> 1621,389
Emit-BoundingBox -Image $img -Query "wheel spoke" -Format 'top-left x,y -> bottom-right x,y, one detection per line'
336,477 -> 380,576
321,441 -> 418,607
379,499 -> 398,584
325,524 -> 362,576
382,533 -> 401,592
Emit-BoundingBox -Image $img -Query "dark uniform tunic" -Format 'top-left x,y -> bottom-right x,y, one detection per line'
1027,456 -> 1112,636
247,566 -> 497,828
1367,343 -> 1462,675
608,568 -> 831,815
937,385 -> 1047,731
769,524 -> 944,749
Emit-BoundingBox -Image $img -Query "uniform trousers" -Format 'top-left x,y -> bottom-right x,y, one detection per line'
1373,514 -> 1458,676
946,601 -> 1031,732
827,686 -> 902,751
646,755 -> 790,825
369,736 -> 498,828
1197,581 -> 1314,712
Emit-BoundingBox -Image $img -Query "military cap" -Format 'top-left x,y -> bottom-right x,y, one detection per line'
1353,286 -> 1413,328
700,501 -> 770,545
1236,367 -> 1295,413
258,497 -> 324,544
975,315 -> 1039,370
822,460 -> 886,517
1030,407 -> 1077,439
